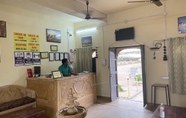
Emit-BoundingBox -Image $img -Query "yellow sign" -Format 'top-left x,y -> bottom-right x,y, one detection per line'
14,33 -> 40,52
14,32 -> 27,51
27,34 -> 40,51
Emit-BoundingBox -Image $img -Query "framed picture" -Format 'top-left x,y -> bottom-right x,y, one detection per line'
32,52 -> 41,65
46,29 -> 61,43
178,16 -> 186,33
64,53 -> 69,59
40,52 -> 48,59
82,36 -> 92,47
50,45 -> 58,51
60,52 -> 64,60
49,52 -> 54,61
52,71 -> 62,79
0,21 -> 6,38
55,52 -> 60,61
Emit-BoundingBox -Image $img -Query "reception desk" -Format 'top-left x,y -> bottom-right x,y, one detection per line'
27,73 -> 96,118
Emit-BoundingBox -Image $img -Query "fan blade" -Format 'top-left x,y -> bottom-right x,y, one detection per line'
153,1 -> 163,6
91,17 -> 105,20
128,1 -> 149,3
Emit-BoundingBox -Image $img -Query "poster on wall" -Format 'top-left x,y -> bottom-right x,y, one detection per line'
24,52 -> 33,65
14,32 -> 27,51
178,16 -> 186,33
81,36 -> 92,47
14,52 -> 24,66
0,21 -> 6,38
14,33 -> 40,52
32,52 -> 40,65
28,34 -> 40,51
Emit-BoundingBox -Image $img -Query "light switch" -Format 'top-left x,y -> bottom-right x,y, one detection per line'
162,76 -> 169,80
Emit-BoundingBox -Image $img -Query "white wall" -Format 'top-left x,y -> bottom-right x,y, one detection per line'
0,3 -> 75,87
74,0 -> 186,107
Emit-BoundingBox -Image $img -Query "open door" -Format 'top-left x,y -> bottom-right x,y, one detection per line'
109,47 -> 118,101
140,45 -> 147,107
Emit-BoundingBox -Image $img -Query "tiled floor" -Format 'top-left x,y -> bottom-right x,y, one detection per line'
85,99 -> 154,118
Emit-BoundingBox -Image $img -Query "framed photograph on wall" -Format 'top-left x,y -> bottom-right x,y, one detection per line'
49,52 -> 54,61
64,53 -> 69,59
40,52 -> 48,59
46,29 -> 61,43
55,52 -> 60,61
50,45 -> 58,51
178,16 -> 186,33
0,21 -> 6,38
81,36 -> 92,47
59,52 -> 64,60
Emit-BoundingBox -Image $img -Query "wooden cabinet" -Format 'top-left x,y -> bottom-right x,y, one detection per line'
27,73 -> 96,118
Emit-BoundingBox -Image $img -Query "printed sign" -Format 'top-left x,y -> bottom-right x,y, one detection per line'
24,52 -> 33,65
14,52 -> 24,66
14,32 -> 27,51
32,52 -> 40,65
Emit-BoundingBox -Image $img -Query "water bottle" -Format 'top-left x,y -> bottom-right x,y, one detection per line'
160,103 -> 165,118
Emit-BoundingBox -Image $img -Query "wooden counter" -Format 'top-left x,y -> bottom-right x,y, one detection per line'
27,73 -> 96,118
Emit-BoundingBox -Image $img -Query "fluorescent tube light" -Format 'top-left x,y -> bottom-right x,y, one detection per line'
76,27 -> 97,34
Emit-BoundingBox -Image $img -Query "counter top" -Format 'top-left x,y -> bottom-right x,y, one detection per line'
27,72 -> 94,81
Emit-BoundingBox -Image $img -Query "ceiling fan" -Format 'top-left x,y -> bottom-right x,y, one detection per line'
84,0 -> 103,20
128,0 -> 163,7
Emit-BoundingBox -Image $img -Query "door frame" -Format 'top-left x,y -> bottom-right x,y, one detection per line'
109,45 -> 147,106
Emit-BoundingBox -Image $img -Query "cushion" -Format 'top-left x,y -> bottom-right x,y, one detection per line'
0,97 -> 35,112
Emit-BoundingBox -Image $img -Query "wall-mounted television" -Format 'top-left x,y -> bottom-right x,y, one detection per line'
115,27 -> 135,41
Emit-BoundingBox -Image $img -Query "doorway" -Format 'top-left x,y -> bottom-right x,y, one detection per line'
117,47 -> 143,102
109,45 -> 147,106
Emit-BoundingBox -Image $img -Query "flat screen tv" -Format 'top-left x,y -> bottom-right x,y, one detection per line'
115,27 -> 134,41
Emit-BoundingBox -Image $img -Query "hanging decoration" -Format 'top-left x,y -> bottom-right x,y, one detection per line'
163,40 -> 168,61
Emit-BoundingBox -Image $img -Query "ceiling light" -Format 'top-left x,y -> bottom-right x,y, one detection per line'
76,27 -> 97,34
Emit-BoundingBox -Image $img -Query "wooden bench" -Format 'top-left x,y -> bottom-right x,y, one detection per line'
0,107 -> 45,118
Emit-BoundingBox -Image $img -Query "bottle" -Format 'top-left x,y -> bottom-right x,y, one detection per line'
160,103 -> 165,118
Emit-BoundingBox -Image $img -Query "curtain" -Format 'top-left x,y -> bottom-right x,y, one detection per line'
167,36 -> 186,94
73,47 -> 92,73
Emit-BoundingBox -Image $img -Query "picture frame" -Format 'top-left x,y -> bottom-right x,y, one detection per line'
59,52 -> 64,60
178,16 -> 186,33
64,53 -> 69,59
40,52 -> 48,59
82,36 -> 92,47
51,70 -> 62,79
46,29 -> 61,43
50,45 -> 58,51
0,21 -> 6,38
32,52 -> 41,65
55,52 -> 60,61
49,52 -> 54,61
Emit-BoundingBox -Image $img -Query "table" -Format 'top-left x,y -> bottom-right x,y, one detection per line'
0,107 -> 45,118
151,105 -> 186,118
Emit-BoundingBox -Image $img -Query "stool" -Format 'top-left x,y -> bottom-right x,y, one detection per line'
151,84 -> 171,107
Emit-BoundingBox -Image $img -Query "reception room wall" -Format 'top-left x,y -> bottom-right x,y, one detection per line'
75,0 -> 186,107
0,3 -> 75,86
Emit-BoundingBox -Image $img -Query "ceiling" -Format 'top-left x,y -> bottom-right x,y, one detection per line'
0,0 -> 159,23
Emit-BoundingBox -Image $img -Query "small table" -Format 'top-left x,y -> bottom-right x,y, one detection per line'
151,105 -> 186,118
0,107 -> 45,118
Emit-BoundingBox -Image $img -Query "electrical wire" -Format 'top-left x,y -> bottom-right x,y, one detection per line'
132,40 -> 151,49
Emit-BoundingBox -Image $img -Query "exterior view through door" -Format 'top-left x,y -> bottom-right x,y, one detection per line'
109,45 -> 147,106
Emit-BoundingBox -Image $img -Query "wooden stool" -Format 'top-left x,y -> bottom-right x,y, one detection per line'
151,84 -> 171,107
